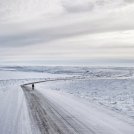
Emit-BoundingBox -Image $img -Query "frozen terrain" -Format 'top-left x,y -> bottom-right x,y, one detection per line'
0,66 -> 134,134
22,84 -> 134,134
0,66 -> 69,134
37,78 -> 134,118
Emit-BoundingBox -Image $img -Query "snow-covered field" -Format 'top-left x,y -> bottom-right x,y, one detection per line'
0,66 -> 69,134
37,78 -> 134,118
0,66 -> 134,134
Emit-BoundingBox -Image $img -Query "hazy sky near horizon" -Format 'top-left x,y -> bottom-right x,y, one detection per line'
0,0 -> 134,66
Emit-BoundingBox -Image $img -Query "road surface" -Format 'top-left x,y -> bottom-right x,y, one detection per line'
22,85 -> 134,134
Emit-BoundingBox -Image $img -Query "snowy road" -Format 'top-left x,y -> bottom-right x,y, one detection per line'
22,84 -> 134,134
22,86 -> 94,134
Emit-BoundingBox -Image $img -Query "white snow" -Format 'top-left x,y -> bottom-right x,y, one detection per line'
0,85 -> 32,134
0,66 -> 134,134
37,78 -> 134,119
36,84 -> 134,134
0,67 -> 69,134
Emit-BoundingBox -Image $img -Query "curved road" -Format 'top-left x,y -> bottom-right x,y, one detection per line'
22,83 -> 134,134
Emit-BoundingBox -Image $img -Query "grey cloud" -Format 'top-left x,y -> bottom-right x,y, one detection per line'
0,0 -> 134,50
62,1 -> 94,13
1,13 -> 134,48
99,43 -> 134,49
124,0 -> 134,3
95,0 -> 105,6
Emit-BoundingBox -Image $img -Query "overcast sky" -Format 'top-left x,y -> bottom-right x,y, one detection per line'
0,0 -> 134,66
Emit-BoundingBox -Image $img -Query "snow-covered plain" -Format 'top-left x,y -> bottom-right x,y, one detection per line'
0,66 -> 134,134
37,78 -> 134,118
0,66 -> 69,134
